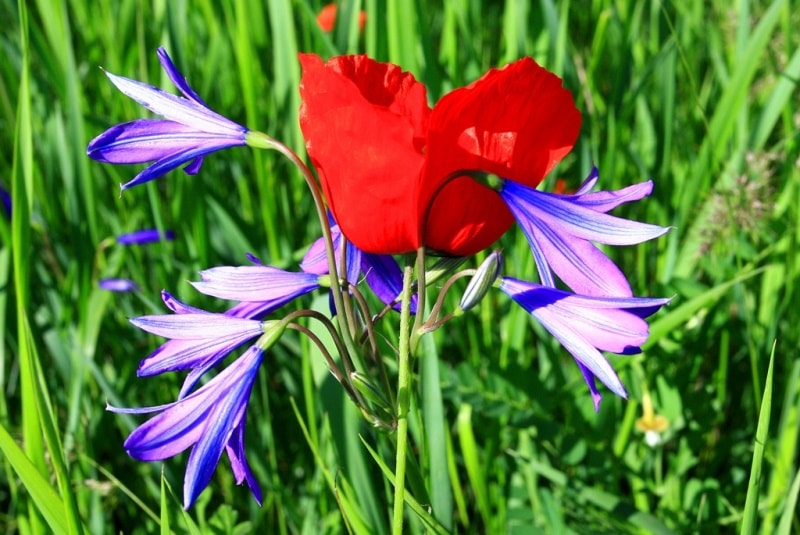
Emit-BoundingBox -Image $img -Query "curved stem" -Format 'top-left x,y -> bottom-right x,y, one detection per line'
254,135 -> 362,370
424,269 -> 476,329
391,251 -> 419,535
284,309 -> 365,406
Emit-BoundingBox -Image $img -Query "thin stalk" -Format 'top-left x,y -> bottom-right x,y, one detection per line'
349,283 -> 394,407
284,309 -> 367,407
423,269 -> 476,330
391,251 -> 419,534
410,245 -> 427,351
250,134 -> 362,369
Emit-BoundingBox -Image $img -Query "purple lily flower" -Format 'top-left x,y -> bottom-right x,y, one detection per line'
117,228 -> 175,245
301,223 -> 417,313
109,344 -> 264,508
99,278 -> 140,292
87,47 -> 247,191
499,277 -> 670,411
499,167 -> 669,297
137,264 -> 319,393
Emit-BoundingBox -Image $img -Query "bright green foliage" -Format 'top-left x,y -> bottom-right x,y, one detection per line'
1,0 -> 799,533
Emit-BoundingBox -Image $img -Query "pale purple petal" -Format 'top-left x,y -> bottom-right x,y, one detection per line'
500,173 -> 669,297
161,290 -> 206,314
102,70 -> 245,136
574,167 -> 599,194
183,378 -> 252,508
569,181 -> 655,213
137,335 -> 248,376
516,211 -> 634,296
503,180 -> 668,246
88,119 -> 240,164
99,278 -> 139,292
299,234 -> 329,275
119,138 -> 244,190
572,168 -> 655,214
191,265 -> 319,302
224,299 -> 292,320
576,362 -> 603,412
300,224 -> 361,282
130,313 -> 263,340
112,345 -> 264,508
499,277 -> 670,405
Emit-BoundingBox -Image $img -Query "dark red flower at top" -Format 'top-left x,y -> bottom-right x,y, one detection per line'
298,54 -> 581,256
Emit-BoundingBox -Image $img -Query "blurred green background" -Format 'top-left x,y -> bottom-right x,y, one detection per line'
1,0 -> 798,533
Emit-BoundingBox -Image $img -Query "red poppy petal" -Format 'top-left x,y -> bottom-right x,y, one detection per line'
424,176 -> 514,256
427,57 -> 580,188
299,54 -> 430,254
420,58 -> 580,253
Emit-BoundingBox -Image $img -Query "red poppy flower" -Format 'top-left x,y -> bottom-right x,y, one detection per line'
298,54 -> 580,255
316,3 -> 366,33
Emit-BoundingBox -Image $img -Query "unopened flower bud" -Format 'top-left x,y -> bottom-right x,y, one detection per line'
350,371 -> 393,417
459,251 -> 503,312
257,320 -> 288,351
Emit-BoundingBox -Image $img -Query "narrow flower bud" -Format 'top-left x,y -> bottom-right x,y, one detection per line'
350,371 -> 393,418
459,251 -> 503,312
258,320 -> 288,351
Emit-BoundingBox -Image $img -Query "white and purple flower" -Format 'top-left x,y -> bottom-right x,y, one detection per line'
500,168 -> 669,297
499,276 -> 670,411
87,48 -> 248,191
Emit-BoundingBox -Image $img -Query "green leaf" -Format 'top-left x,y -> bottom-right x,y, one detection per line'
740,341 -> 775,534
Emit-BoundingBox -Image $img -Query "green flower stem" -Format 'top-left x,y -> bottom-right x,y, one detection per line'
251,133 -> 363,398
392,252 -> 419,534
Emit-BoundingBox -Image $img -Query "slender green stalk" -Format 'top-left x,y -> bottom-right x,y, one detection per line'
391,252 -> 418,534
249,134 -> 362,367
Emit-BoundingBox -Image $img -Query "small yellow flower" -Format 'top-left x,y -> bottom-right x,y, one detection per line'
635,391 -> 669,447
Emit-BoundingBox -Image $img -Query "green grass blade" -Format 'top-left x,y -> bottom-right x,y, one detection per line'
12,1 -> 46,532
646,266 -> 765,348
456,404 -> 492,528
762,358 -> 800,532
160,468 -> 170,535
740,341 -> 775,534
359,436 -> 450,535
776,467 -> 800,535
23,314 -> 86,535
750,45 -> 800,151
0,421 -> 69,535
420,333 -> 453,530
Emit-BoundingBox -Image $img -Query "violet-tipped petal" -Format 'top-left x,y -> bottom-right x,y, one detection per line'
87,48 -> 247,190
191,265 -> 320,303
499,277 -> 670,406
109,345 -> 264,508
499,170 -> 669,297
361,252 -> 417,313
